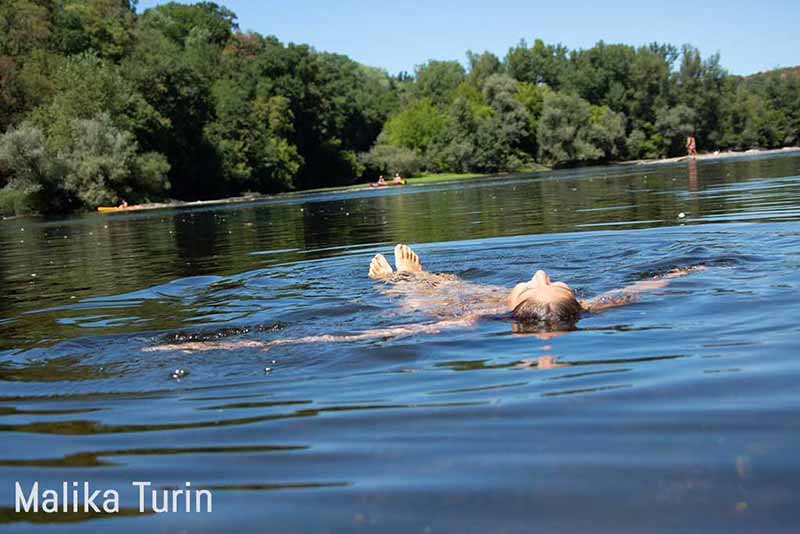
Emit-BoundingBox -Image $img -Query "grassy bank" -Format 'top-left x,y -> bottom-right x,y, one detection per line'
407,172 -> 484,183
298,172 -> 493,195
301,167 -> 551,195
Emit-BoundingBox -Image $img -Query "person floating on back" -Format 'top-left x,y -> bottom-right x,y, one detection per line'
146,244 -> 705,353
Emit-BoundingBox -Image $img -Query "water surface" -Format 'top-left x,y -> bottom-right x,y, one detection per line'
2,153 -> 800,532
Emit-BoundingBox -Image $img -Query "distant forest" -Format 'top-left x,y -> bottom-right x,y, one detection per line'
1,1 -> 799,214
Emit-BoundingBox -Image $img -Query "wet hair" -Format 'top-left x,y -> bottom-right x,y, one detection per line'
512,295 -> 582,331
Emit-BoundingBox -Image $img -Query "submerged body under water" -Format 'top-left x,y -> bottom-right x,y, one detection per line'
1,153 -> 800,532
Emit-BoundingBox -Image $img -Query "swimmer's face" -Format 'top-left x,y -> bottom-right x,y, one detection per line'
508,270 -> 576,310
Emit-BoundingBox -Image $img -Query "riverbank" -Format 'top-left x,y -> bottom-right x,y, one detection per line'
6,149 -> 797,220
116,149 -> 796,213
624,146 -> 800,166
82,173 -> 504,215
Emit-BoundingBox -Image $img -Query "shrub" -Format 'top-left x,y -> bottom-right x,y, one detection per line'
360,144 -> 423,178
0,123 -> 66,213
0,186 -> 37,216
60,113 -> 170,206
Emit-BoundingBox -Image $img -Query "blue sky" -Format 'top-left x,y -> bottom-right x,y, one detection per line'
137,0 -> 799,76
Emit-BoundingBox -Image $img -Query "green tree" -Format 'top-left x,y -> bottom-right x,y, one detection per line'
466,50 -> 502,88
60,113 -> 169,207
561,41 -> 636,113
122,23 -> 218,198
382,98 -> 447,153
0,0 -> 53,57
414,60 -> 465,107
360,144 -> 422,178
28,53 -> 165,149
504,39 -> 568,88
55,0 -> 137,60
627,46 -> 671,129
673,45 -> 726,149
0,115 -> 170,212
476,74 -> 530,171
0,123 -> 66,213
537,92 -> 624,166
138,1 -> 238,49
654,104 -> 697,156
204,77 -> 302,192
587,105 -> 626,160
748,70 -> 800,146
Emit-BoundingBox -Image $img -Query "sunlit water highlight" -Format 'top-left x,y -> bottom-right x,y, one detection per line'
1,153 -> 800,532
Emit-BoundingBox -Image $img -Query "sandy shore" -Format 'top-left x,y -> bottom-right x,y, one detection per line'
625,146 -> 800,166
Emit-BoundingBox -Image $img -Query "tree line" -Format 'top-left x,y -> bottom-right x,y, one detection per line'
1,1 -> 798,215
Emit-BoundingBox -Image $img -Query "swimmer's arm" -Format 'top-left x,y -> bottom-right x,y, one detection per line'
581,265 -> 706,313
143,340 -> 265,352
263,316 -> 479,349
143,317 -> 479,352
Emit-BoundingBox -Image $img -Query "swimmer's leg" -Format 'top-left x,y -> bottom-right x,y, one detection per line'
394,244 -> 423,273
368,254 -> 394,279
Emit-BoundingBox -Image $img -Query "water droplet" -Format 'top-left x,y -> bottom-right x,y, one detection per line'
170,368 -> 188,380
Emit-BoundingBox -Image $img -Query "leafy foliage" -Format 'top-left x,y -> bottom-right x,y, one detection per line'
0,0 -> 798,214
360,144 -> 422,178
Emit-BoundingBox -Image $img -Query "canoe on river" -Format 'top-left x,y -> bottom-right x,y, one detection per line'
370,179 -> 406,188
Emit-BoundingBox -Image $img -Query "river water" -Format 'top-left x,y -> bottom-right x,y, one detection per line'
1,153 -> 800,532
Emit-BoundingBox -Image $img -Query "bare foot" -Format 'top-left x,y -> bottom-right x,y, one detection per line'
368,254 -> 394,279
394,244 -> 423,273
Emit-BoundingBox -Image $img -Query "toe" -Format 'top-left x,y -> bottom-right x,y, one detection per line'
394,244 -> 405,267
369,254 -> 392,279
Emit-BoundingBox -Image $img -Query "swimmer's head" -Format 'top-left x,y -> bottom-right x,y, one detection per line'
508,270 -> 582,330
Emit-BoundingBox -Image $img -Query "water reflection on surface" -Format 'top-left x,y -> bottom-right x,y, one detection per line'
1,153 -> 800,532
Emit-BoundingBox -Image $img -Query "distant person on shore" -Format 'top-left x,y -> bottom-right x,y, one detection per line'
146,244 -> 705,353
687,135 -> 697,158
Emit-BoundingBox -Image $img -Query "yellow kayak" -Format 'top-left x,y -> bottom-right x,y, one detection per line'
97,206 -> 126,212
370,179 -> 407,188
